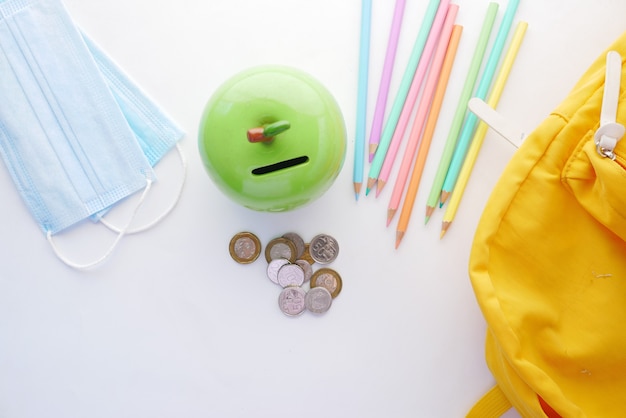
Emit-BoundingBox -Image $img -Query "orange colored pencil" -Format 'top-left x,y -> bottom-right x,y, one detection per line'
395,25 -> 462,248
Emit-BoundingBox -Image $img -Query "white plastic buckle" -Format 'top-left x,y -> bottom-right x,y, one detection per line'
595,51 -> 624,160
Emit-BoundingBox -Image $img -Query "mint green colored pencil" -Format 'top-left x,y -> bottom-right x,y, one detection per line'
365,0 -> 440,195
424,2 -> 499,223
440,0 -> 520,205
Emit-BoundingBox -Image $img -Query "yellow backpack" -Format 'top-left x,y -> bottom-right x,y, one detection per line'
467,31 -> 626,417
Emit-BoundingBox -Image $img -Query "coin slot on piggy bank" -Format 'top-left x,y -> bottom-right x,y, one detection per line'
251,156 -> 310,176
198,65 -> 346,212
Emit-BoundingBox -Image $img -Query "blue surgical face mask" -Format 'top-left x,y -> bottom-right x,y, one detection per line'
80,32 -> 185,221
0,0 -> 185,267
81,32 -> 184,170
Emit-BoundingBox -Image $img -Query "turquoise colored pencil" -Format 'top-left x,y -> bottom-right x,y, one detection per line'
424,2 -> 499,222
353,0 -> 373,200
439,0 -> 520,206
365,0 -> 441,196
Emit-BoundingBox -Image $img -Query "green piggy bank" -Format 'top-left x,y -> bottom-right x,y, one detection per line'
198,66 -> 346,212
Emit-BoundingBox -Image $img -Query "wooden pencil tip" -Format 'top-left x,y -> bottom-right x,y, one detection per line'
369,143 -> 378,160
395,231 -> 404,249
424,216 -> 430,225
440,221 -> 451,239
386,208 -> 396,227
375,180 -> 386,198
353,182 -> 361,200
366,177 -> 377,196
439,191 -> 450,207
425,205 -> 435,221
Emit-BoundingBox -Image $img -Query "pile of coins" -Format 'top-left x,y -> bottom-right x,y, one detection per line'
229,231 -> 342,317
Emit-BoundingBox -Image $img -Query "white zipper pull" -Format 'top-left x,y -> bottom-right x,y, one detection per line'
594,50 -> 624,160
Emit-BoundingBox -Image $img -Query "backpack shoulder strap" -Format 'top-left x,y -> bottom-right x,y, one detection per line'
467,385 -> 512,418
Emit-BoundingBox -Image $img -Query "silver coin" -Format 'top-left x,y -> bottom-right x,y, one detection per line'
277,263 -> 305,288
278,286 -> 306,316
267,258 -> 290,285
294,259 -> 313,282
309,234 -> 339,264
305,286 -> 332,314
282,232 -> 305,258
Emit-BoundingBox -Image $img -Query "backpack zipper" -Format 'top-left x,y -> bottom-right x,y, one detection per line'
594,50 -> 624,160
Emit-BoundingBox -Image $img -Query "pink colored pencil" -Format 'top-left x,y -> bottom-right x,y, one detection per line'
393,25 -> 463,242
375,0 -> 450,196
368,0 -> 407,162
384,5 -> 458,220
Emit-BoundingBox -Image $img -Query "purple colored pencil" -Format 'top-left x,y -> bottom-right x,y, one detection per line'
368,0 -> 406,162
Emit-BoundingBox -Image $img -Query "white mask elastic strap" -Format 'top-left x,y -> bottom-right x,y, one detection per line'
47,178 -> 153,270
100,142 -> 187,234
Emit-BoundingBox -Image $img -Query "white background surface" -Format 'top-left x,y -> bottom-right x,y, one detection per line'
0,1 -> 624,417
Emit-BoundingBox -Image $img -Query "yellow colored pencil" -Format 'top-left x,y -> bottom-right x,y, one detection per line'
440,21 -> 527,238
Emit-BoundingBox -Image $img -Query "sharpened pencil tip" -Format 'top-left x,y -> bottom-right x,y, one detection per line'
353,182 -> 362,200
425,206 -> 435,222
395,231 -> 404,249
375,180 -> 386,197
386,208 -> 396,226
366,177 -> 377,191
439,191 -> 450,207
369,143 -> 378,160
424,216 -> 430,225
440,221 -> 451,239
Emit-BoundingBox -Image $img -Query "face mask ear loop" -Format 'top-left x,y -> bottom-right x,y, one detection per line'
99,143 -> 187,234
46,178 -> 153,270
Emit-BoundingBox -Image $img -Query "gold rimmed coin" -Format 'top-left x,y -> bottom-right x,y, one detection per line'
229,232 -> 262,264
310,268 -> 342,298
299,243 -> 315,264
264,237 -> 297,263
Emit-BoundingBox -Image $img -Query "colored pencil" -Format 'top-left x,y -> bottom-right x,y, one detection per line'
375,0 -> 451,196
441,21 -> 527,238
439,0 -> 520,206
353,0 -> 373,200
424,2 -> 498,223
385,5 -> 458,223
365,0 -> 441,195
394,25 -> 462,248
369,0 -> 406,162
